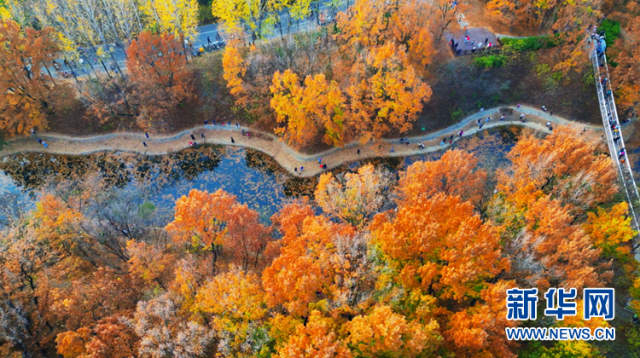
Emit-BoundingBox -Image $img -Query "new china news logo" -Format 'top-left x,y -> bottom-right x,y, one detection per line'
504,288 -> 616,341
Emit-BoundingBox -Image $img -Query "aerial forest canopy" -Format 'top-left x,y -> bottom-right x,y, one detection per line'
0,126 -> 638,357
1,0 -> 640,356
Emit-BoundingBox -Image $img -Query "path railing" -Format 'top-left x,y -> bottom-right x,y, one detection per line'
590,41 -> 640,245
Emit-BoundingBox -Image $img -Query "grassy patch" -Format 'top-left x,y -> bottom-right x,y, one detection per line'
598,19 -> 621,47
474,54 -> 507,68
501,35 -> 558,51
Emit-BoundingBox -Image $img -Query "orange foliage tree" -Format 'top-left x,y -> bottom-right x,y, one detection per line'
372,168 -> 514,356
496,126 -> 617,214
273,310 -> 352,358
126,30 -> 193,129
612,15 -> 640,114
0,20 -> 62,135
262,209 -> 355,316
344,43 -> 431,143
165,189 -> 271,273
398,149 -> 487,208
222,36 -> 249,106
373,192 -> 508,301
493,126 -> 619,290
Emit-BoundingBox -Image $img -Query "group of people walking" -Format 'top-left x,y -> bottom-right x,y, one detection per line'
30,129 -> 48,148
451,28 -> 495,56
140,121 -> 250,150
592,31 -> 630,164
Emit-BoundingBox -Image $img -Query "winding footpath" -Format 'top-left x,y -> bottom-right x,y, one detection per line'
0,105 -> 600,177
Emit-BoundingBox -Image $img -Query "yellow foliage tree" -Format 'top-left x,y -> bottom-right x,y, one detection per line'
584,202 -> 636,257
271,69 -> 347,146
346,43 -> 431,143
195,267 -> 268,357
140,0 -> 199,40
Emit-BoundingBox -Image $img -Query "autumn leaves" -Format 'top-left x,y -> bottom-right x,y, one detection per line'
0,21 -> 61,135
222,0 -> 435,148
0,125 -> 636,357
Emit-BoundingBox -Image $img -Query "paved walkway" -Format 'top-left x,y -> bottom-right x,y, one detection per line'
0,105 -> 599,177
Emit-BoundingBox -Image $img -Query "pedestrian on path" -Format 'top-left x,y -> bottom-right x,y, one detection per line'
295,167 -> 298,172
30,128 -> 36,135
550,111 -> 553,116
145,132 -> 150,138
486,116 -> 490,122
300,166 -> 304,172
191,134 -> 196,140
390,147 -> 395,153
208,36 -> 211,44
37,138 -> 42,144
231,137 -> 235,143
42,141 -> 48,148
143,141 -> 148,147
357,149 -> 360,155
205,120 -> 208,125
500,114 -> 505,121
485,38 -> 488,45
519,113 -> 525,122
614,136 -> 621,142
318,158 -> 322,164
517,104 -> 521,108
459,130 -> 463,137
201,133 -> 205,138
236,123 -> 239,128
480,107 -> 484,112
541,105 -> 547,111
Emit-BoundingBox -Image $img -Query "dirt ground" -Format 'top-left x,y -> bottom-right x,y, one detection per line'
401,50 -> 601,140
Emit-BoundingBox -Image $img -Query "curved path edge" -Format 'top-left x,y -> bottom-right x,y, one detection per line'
0,105 -> 600,177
